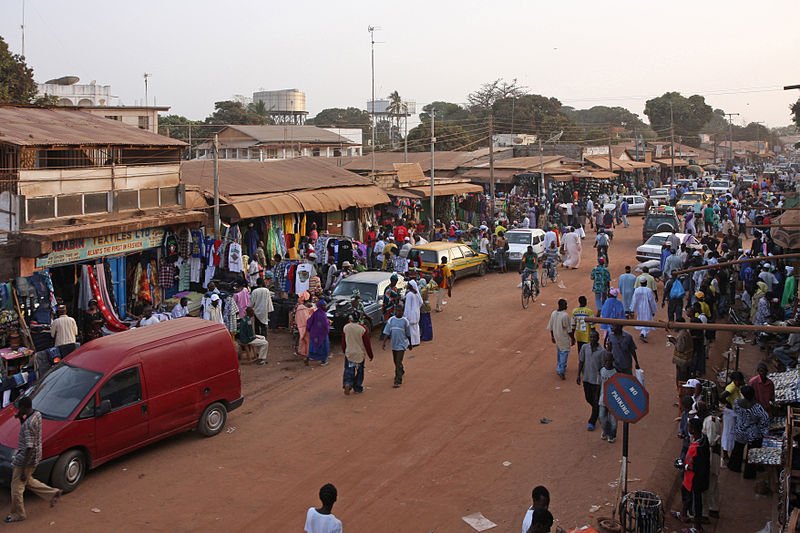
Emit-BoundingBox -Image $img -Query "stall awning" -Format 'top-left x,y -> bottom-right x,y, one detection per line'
573,171 -> 618,180
222,185 -> 390,220
385,188 -> 424,198
405,183 -> 484,197
17,210 -> 208,257
654,158 -> 690,167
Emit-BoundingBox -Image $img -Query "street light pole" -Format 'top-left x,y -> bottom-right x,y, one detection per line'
368,26 -> 378,178
724,112 -> 740,167
430,110 -> 436,230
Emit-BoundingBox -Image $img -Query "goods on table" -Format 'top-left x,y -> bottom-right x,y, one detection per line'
770,369 -> 800,404
748,446 -> 782,466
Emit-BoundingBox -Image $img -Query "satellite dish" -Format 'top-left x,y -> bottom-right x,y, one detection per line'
44,76 -> 80,85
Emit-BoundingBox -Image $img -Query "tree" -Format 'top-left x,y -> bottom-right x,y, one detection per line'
158,114 -> 205,156
492,94 -> 574,137
467,78 -> 527,115
204,100 -> 269,125
644,92 -> 713,147
307,107 -> 371,137
701,108 -> 730,135
792,99 -> 800,131
247,100 -> 272,123
404,101 -> 485,152
0,36 -> 37,104
562,105 -> 654,138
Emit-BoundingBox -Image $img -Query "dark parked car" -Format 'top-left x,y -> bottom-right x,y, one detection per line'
326,272 -> 406,333
642,206 -> 680,242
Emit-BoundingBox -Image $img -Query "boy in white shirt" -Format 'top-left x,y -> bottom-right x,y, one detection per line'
305,483 -> 342,533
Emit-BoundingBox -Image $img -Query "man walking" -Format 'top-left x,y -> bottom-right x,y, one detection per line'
618,266 -> 636,317
239,307 -> 269,365
6,397 -> 61,523
663,271 -> 686,322
577,330 -> 606,432
341,314 -> 374,395
631,279 -> 658,343
605,324 -> 640,375
304,483 -> 342,533
570,296 -> 594,353
590,258 -> 611,313
547,299 -> 574,380
382,306 -> 413,388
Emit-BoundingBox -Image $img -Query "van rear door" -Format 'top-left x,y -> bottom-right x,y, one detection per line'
139,341 -> 200,437
94,365 -> 149,461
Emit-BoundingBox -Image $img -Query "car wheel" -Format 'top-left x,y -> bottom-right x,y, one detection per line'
51,449 -> 87,493
364,318 -> 373,331
477,263 -> 486,277
198,402 -> 228,437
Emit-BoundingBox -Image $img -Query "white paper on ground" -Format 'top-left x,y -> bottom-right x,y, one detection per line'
462,513 -> 497,531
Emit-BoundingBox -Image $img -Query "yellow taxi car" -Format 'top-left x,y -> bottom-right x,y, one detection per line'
675,191 -> 711,214
409,241 -> 489,280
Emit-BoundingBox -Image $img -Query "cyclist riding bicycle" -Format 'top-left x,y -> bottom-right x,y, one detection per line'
594,228 -> 610,264
543,241 -> 561,279
520,245 -> 540,296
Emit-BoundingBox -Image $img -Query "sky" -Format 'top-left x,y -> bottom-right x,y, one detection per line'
1,0 -> 798,129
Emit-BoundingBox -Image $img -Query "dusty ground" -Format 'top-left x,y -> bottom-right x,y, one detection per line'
2,217 -> 776,532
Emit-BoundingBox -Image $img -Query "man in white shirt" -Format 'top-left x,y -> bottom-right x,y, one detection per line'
201,282 -> 221,321
399,236 -> 413,258
138,305 -> 161,327
305,483 -> 342,533
521,485 -> 550,533
543,228 -> 557,250
479,231 -> 490,254
373,236 -> 386,268
249,278 -> 274,336
170,297 -> 190,319
50,305 -> 77,346
207,294 -> 224,324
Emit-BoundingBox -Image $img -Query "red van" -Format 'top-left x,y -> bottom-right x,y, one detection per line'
0,318 -> 243,492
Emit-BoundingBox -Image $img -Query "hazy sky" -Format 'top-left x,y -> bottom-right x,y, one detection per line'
2,0 -> 798,128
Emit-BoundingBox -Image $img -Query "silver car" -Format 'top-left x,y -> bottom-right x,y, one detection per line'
621,195 -> 647,215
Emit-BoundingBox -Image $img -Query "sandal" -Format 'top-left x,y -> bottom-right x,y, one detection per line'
4,515 -> 23,523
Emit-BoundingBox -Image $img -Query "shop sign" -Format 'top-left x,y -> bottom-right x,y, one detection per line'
36,228 -> 166,268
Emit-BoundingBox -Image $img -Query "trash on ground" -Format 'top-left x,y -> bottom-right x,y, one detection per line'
540,417 -> 552,424
589,505 -> 601,513
558,281 -> 566,289
456,316 -> 463,321
462,512 -> 497,531
502,461 -> 512,467
502,388 -> 511,393
90,508 -> 101,513
226,426 -> 237,433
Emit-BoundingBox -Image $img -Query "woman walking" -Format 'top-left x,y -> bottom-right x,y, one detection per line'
403,280 -> 423,347
293,292 -> 314,361
306,300 -> 331,366
419,277 -> 434,341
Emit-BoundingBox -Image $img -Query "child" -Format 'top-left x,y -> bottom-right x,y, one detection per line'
598,352 -> 618,443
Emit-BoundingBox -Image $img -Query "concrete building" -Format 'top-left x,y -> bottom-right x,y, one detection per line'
194,125 -> 362,160
37,77 -> 114,107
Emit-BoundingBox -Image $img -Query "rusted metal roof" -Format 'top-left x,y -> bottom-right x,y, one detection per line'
0,106 -> 186,147
180,158 -> 374,196
340,151 -> 485,173
221,186 -> 389,220
405,183 -> 484,197
226,125 -> 355,145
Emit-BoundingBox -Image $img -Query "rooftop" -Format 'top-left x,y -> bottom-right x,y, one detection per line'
0,106 -> 186,147
225,125 -> 356,145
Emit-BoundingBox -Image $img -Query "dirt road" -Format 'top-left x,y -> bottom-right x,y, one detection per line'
7,219 -> 690,532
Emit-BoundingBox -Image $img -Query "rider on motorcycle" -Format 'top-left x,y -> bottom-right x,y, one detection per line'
594,228 -> 610,265
520,245 -> 540,296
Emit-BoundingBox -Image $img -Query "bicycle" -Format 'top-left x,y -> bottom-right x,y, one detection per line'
541,260 -> 558,287
521,270 -> 539,309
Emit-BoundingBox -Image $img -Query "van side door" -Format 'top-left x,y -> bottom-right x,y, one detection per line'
139,343 -> 199,437
94,366 -> 149,462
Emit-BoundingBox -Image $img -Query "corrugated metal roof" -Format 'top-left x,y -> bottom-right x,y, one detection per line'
340,151 -> 484,173
221,186 -> 389,220
180,158 -> 374,196
0,106 -> 186,147
226,125 -> 354,145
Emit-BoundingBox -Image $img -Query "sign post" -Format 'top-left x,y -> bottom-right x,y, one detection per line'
604,373 -> 650,496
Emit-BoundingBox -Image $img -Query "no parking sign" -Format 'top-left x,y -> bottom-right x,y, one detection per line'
605,373 -> 649,424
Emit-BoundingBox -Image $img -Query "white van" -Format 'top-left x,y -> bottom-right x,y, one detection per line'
505,228 -> 546,264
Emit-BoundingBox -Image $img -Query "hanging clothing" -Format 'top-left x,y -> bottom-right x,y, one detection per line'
233,288 -> 250,319
295,262 -> 315,294
228,242 -> 244,273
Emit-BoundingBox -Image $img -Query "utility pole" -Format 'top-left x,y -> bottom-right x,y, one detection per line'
607,123 -> 613,175
489,115 -> 495,223
430,110 -> 436,229
187,125 -> 192,160
143,73 -> 151,108
713,133 -> 717,165
752,121 -> 764,159
403,103 -> 408,163
539,137 -> 544,199
213,134 -> 220,239
368,26 -> 378,178
724,112 -> 739,167
20,0 -> 25,57
669,102 -> 675,182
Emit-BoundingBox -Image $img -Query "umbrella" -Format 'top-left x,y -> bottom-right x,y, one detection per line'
772,210 -> 800,250
686,165 -> 704,175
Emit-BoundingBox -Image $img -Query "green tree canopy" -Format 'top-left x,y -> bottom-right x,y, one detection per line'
792,99 -> 800,131
307,107 -> 371,136
644,92 -> 713,147
0,35 -> 37,104
204,100 -> 270,125
492,94 -> 574,137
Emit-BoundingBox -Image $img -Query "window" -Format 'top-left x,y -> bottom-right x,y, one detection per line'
138,116 -> 150,130
85,192 -> 109,214
99,367 -> 141,410
117,190 -> 139,211
333,149 -> 342,157
312,148 -> 321,157
139,188 -> 159,209
26,197 -> 55,221
449,247 -> 464,260
160,186 -> 179,206
460,246 -> 476,257
57,195 -> 83,217
29,364 -> 102,420
104,116 -> 121,121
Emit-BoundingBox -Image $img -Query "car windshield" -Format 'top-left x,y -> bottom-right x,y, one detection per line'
652,189 -> 668,195
682,193 -> 704,201
645,216 -> 676,231
711,181 -> 729,187
27,364 -> 102,420
645,234 -> 668,246
332,281 -> 378,302
506,232 -> 532,245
